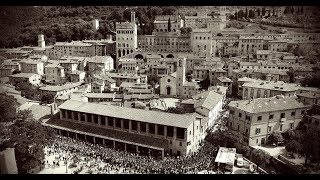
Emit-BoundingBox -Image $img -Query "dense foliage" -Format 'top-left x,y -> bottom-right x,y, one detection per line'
0,93 -> 18,122
0,6 -> 178,48
0,94 -> 57,173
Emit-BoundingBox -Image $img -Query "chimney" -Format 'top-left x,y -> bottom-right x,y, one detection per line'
131,11 -> 136,23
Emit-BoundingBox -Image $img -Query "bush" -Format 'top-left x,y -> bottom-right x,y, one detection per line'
268,132 -> 284,145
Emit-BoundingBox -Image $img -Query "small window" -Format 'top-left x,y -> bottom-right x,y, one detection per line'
301,110 -> 305,115
268,126 -> 272,132
180,142 -> 182,146
255,128 -> 261,134
269,114 -> 274,119
291,112 -> 295,116
239,113 -> 242,118
290,123 -> 294,129
167,79 -> 171,83
257,116 -> 262,121
245,129 -> 248,134
280,113 -> 285,118
280,124 -> 283,131
246,115 -> 250,120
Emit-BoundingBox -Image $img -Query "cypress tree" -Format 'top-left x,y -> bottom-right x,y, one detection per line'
168,17 -> 171,32
245,7 -> 248,18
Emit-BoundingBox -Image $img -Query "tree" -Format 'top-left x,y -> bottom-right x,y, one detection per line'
273,8 -> 275,16
40,93 -> 54,104
302,127 -> 320,165
147,7 -> 163,20
0,109 -> 56,173
262,8 -> 266,16
245,7 -> 248,19
291,6 -> 295,14
285,140 -> 302,155
108,10 -> 124,22
16,109 -> 34,121
268,131 -> 284,145
199,77 -> 210,90
180,27 -> 192,35
251,149 -> 271,169
238,10 -> 244,19
162,6 -> 177,15
284,6 -> 289,14
0,93 -> 18,123
168,18 -> 171,32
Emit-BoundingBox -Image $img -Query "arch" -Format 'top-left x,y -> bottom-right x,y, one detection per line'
160,29 -> 163,32
135,54 -> 144,59
166,54 -> 174,58
173,29 -> 176,32
166,86 -> 171,95
127,49 -> 130,55
122,49 -> 125,56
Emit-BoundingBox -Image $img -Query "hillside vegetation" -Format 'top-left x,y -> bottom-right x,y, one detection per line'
0,6 -> 178,48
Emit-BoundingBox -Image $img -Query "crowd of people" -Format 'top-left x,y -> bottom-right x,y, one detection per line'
43,135 -> 219,174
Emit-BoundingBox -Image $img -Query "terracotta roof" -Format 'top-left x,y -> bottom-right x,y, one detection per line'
193,90 -> 224,110
39,82 -> 82,92
45,118 -> 169,149
9,73 -> 37,78
228,96 -> 311,114
242,81 -> 299,92
58,100 -> 195,128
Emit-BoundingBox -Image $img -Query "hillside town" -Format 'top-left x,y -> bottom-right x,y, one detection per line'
1,6 -> 320,174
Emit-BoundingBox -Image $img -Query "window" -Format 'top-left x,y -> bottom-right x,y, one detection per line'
301,110 -> 305,115
180,142 -> 182,146
280,113 -> 285,118
257,116 -> 262,121
291,112 -> 295,116
245,129 -> 248,134
268,126 -> 272,132
269,114 -> 274,119
237,125 -> 240,130
290,123 -> 294,129
167,79 -> 171,83
245,115 -> 250,121
255,128 -> 261,134
280,124 -> 283,131
239,113 -> 242,118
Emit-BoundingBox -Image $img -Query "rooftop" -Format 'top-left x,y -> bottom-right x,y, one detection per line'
55,41 -> 92,47
120,82 -> 149,89
39,82 -> 82,92
86,56 -> 113,64
9,73 -> 37,78
217,77 -> 232,83
242,81 -> 299,92
228,96 -> 311,114
193,90 -> 224,110
45,63 -> 64,69
45,118 -> 169,149
58,100 -> 196,128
